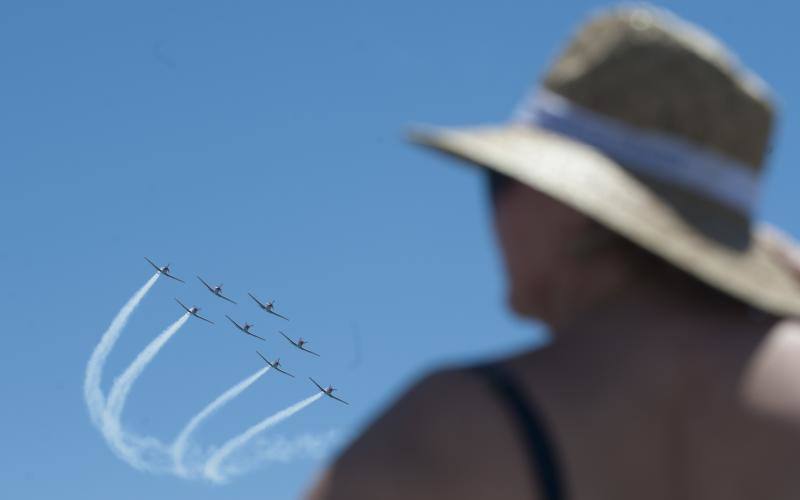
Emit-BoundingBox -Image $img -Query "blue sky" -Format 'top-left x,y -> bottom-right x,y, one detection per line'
2,1 -> 799,498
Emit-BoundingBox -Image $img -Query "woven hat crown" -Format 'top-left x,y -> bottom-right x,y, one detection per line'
408,6 -> 800,316
542,6 -> 774,170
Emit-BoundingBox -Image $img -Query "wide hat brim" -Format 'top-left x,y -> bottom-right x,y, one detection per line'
410,123 -> 800,317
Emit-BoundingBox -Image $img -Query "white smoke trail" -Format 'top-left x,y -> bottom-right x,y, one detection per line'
171,366 -> 270,478
219,430 -> 341,480
203,393 -> 323,483
84,277 -> 333,480
101,312 -> 190,469
84,273 -> 160,427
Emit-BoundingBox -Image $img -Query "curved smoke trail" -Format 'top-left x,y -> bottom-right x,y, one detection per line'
84,273 -> 160,427
101,312 -> 190,470
84,276 -> 334,480
203,393 -> 323,483
172,366 -> 270,477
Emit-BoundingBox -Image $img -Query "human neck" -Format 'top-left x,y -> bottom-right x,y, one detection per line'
551,275 -> 767,352
550,259 -> 743,326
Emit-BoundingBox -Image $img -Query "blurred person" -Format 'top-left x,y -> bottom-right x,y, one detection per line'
309,5 -> 800,499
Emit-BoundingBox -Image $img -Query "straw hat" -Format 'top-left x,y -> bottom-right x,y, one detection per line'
411,5 -> 800,317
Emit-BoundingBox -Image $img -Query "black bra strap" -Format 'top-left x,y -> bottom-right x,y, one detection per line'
473,362 -> 566,500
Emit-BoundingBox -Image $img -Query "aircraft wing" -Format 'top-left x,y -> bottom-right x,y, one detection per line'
145,257 -> 161,272
278,330 -> 298,347
329,394 -> 349,405
225,315 -> 242,330
267,309 -> 289,321
256,350 -> 270,365
309,377 -> 326,393
274,366 -> 295,378
243,330 -> 265,341
248,293 -> 266,309
218,293 -> 237,305
163,272 -> 185,283
194,312 -> 214,324
175,298 -> 192,314
197,276 -> 214,292
300,346 -> 320,357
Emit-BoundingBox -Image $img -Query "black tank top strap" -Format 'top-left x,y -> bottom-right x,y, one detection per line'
471,361 -> 566,500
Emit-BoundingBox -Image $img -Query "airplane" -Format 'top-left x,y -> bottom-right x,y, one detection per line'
256,350 -> 294,377
309,377 -> 348,405
248,293 -> 289,320
175,298 -> 214,324
225,315 -> 265,341
278,330 -> 319,357
144,257 -> 185,283
197,276 -> 237,304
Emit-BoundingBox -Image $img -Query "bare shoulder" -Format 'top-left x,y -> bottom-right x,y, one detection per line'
743,318 -> 800,421
706,318 -> 800,497
308,365 -> 537,500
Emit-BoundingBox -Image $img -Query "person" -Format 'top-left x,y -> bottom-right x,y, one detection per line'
308,6 -> 800,499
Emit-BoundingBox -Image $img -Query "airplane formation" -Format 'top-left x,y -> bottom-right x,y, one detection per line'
146,257 -> 349,405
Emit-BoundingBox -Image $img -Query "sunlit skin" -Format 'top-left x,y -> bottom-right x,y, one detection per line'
308,177 -> 800,500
